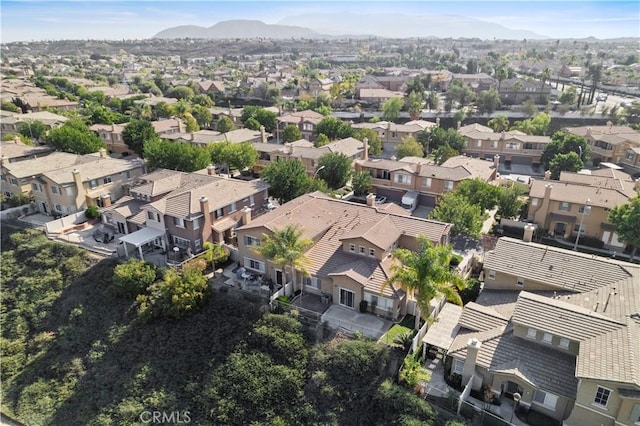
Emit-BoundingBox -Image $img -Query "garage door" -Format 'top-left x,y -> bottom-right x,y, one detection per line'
418,194 -> 436,207
510,156 -> 533,165
374,187 -> 403,203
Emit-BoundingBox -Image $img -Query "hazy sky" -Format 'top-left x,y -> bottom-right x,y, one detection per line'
1,1 -> 638,42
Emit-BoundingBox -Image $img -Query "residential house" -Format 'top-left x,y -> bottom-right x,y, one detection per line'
117,168 -> 269,258
20,95 -> 79,112
621,147 -> 640,176
90,123 -> 128,154
559,65 -> 582,78
351,120 -> 437,153
236,191 -> 452,319
197,80 -> 227,98
442,236 -> 640,424
307,78 -> 333,96
253,137 -> 365,175
0,111 -> 68,138
459,123 -> 551,167
356,154 -> 497,207
276,110 -> 324,143
564,125 -> 640,164
0,139 -> 53,164
498,78 -> 553,105
452,73 -> 497,94
161,128 -> 268,148
527,172 -> 637,247
356,89 -> 405,107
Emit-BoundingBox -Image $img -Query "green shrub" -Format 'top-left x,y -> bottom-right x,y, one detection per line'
85,205 -> 100,219
112,258 -> 156,298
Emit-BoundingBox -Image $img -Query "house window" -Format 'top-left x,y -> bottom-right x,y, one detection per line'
103,176 -> 112,184
349,243 -> 356,253
559,202 -> 571,211
302,123 -> 313,131
444,181 -> 454,191
10,177 -> 18,185
0,175 -> 5,182
395,174 -> 411,185
147,211 -> 158,222
423,178 -> 432,188
359,246 -> 365,255
487,270 -> 495,280
216,208 -> 223,218
339,288 -> 355,308
452,358 -> 464,374
369,248 -> 375,257
527,328 -> 537,339
229,202 -> 237,213
244,257 -> 265,273
573,224 -> 586,234
533,390 -> 559,410
244,235 -> 261,247
491,141 -> 497,149
559,338 -> 570,349
516,277 -> 525,287
542,333 -> 553,344
250,195 -> 255,206
66,187 -> 74,196
304,276 -> 321,289
51,186 -> 61,195
89,179 -> 98,188
172,236 -> 190,248
476,140 -> 482,147
173,217 -> 185,228
55,204 -> 65,213
31,183 -> 41,192
594,386 -> 611,408
194,239 -> 202,252
531,198 -> 539,207
125,170 -> 131,179
629,403 -> 640,424
578,205 -> 590,214
193,218 -> 200,230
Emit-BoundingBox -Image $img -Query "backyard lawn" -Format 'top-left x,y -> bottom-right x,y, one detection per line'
379,315 -> 416,346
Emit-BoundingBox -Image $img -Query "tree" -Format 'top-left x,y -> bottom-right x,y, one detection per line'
354,128 -> 382,156
497,183 -> 525,219
453,109 -> 466,125
192,94 -> 214,107
241,106 -> 277,132
46,119 -> 106,154
432,144 -> 458,165
166,85 -> 195,101
192,105 -> 212,129
253,224 -> 313,296
487,114 -> 509,132
1,101 -> 20,113
183,112 -> 199,132
17,120 -> 48,141
261,159 -> 312,204
454,179 -> 500,212
122,119 -> 156,156
559,86 -> 578,105
406,91 -> 423,121
315,116 -> 354,141
394,136 -> 423,159
317,152 -> 353,190
283,124 -> 302,143
382,97 -> 404,122
477,89 -> 502,115
155,260 -> 209,318
430,193 -> 485,238
113,259 -> 156,298
511,112 -> 551,136
228,142 -> 258,172
608,194 -> 640,260
424,127 -> 466,153
495,66 -> 508,91
539,67 -> 551,104
383,236 -> 467,329
314,133 -> 330,147
424,92 -> 440,111
549,152 -> 583,179
217,115 -> 235,133
352,171 -> 372,197
540,132 -> 590,170
143,139 -> 211,172
466,58 -> 478,74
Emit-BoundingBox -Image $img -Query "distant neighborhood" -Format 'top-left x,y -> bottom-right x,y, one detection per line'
1,34 -> 639,426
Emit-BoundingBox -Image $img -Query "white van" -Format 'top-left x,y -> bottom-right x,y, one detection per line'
401,190 -> 419,212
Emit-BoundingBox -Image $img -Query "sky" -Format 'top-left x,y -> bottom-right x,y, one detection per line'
1,1 -> 639,42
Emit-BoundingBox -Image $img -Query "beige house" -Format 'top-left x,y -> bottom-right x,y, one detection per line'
0,139 -> 53,165
621,147 -> 640,176
355,155 -> 497,207
276,110 -> 324,143
459,123 -> 551,166
253,137 -> 365,176
564,125 -> 640,164
236,191 -> 452,319
352,120 -> 437,154
90,123 -> 128,154
0,111 -> 68,139
527,171 -> 637,247
445,237 -> 640,423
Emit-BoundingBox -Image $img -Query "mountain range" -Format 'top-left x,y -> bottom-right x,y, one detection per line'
152,13 -> 548,40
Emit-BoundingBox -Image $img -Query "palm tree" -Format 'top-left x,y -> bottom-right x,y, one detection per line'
495,66 -> 508,91
253,225 -> 313,298
383,236 -> 467,330
539,67 -> 551,105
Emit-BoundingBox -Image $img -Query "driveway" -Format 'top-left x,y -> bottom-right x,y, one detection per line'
412,205 -> 433,219
321,305 -> 393,339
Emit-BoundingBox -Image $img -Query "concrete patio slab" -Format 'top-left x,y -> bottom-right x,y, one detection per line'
321,305 -> 393,339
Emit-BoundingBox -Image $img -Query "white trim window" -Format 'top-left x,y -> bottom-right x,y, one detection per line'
359,246 -> 365,255
559,338 -> 570,349
542,332 -> 553,344
559,201 -> 571,211
51,186 -> 61,195
533,390 -> 559,410
31,183 -> 42,192
193,218 -> 200,230
593,386 -> 611,408
103,176 -> 112,184
394,174 -> 411,185
531,198 -> 539,207
89,179 -> 99,189
9,177 -> 18,185
423,178 -> 432,188
172,236 -> 190,249
516,277 -> 525,287
349,243 -> 356,253
452,358 -> 464,375
303,276 -> 321,289
527,328 -> 537,339
244,258 -> 265,273
244,235 -> 261,247
487,270 -> 495,280
444,180 -> 454,191
173,217 -> 185,228
339,288 -> 355,308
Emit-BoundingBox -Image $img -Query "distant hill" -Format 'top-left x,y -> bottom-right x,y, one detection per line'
153,20 -> 320,39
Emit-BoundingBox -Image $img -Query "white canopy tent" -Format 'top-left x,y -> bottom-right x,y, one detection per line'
118,227 -> 166,259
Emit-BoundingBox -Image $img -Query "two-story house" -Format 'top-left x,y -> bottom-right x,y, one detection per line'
90,123 -> 127,154
443,236 -> 640,424
253,137 -> 365,176
276,110 -> 324,143
0,111 -> 68,139
0,139 -> 53,165
355,154 -> 497,207
236,191 -> 452,320
527,171 -> 638,248
621,147 -> 640,176
564,125 -> 640,165
116,167 -> 269,259
352,120 -> 437,154
459,123 -> 551,167
452,73 -> 497,94
498,78 -> 553,105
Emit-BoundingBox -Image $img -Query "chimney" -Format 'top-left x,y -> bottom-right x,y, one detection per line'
456,121 -> 461,130
98,148 -> 107,158
436,117 -> 440,127
586,127 -> 592,137
260,125 -> 266,144
241,206 -> 252,225
362,137 -> 369,161
544,170 -> 551,181
177,118 -> 185,133
462,338 -> 482,389
1,155 -> 8,168
207,165 -> 216,176
72,169 -> 85,211
366,193 -> 376,207
500,130 -> 505,141
493,154 -> 500,170
523,224 -> 535,243
544,183 -> 553,202
200,196 -> 212,243
101,194 -> 112,208
416,162 -> 423,175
